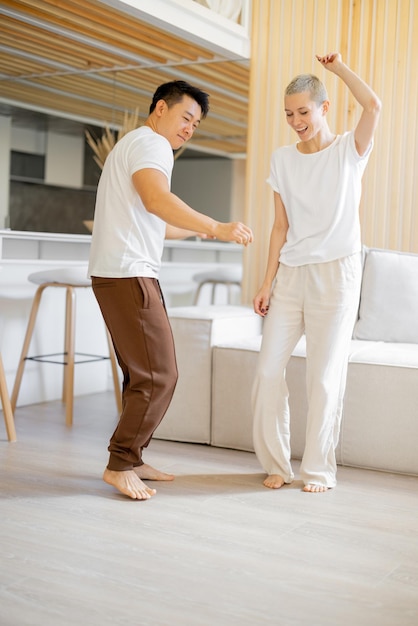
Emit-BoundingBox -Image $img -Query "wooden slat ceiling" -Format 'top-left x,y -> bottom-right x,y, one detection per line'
0,0 -> 250,155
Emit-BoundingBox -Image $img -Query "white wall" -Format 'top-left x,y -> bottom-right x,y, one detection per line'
171,157 -> 233,222
11,126 -> 46,155
10,123 -> 85,188
45,131 -> 84,188
0,116 -> 12,228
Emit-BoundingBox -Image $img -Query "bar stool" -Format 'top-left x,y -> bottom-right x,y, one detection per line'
193,265 -> 243,305
0,352 -> 17,442
11,266 -> 122,427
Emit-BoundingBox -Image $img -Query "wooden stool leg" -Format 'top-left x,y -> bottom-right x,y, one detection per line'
0,354 -> 17,442
105,326 -> 122,414
11,284 -> 46,412
63,287 -> 76,427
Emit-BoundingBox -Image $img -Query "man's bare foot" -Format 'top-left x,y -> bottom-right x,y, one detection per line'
303,484 -> 329,493
103,468 -> 157,500
133,463 -> 175,481
263,474 -> 285,489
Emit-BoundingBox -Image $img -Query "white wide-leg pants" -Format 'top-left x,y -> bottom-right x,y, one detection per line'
252,254 -> 362,488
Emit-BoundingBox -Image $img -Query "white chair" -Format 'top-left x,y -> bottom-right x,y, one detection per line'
193,265 -> 243,305
0,352 -> 17,442
11,266 -> 122,427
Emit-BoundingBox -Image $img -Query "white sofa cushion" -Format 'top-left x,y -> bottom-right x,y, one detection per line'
353,248 -> 418,343
348,339 -> 418,368
342,359 -> 418,475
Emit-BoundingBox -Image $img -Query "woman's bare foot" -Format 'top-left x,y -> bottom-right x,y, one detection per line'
103,468 -> 157,500
263,474 -> 285,489
303,484 -> 329,493
133,463 -> 175,481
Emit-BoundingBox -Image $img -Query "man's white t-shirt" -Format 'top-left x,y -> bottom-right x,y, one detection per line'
88,126 -> 173,278
267,131 -> 372,266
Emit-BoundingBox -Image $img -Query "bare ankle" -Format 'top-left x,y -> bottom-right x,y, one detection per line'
263,474 -> 285,489
103,468 -> 156,500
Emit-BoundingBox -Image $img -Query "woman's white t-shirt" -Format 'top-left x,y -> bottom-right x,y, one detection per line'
88,126 -> 173,278
267,131 -> 372,266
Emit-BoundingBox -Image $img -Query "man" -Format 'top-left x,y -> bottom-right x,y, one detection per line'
88,80 -> 253,500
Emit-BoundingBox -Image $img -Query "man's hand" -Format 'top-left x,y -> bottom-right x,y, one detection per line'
214,222 -> 254,246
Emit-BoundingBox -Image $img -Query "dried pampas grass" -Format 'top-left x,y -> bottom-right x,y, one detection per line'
85,108 -> 140,170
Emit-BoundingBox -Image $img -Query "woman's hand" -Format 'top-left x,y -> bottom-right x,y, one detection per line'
316,52 -> 343,73
253,285 -> 271,317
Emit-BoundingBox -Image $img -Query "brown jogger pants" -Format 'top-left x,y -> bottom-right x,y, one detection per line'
92,276 -> 178,471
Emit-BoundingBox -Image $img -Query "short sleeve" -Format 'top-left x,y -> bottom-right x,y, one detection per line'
127,131 -> 174,181
266,148 -> 282,193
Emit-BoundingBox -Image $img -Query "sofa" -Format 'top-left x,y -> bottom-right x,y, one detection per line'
158,247 -> 418,477
154,305 -> 262,443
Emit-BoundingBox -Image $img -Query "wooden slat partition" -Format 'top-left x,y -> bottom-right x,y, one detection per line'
242,0 -> 418,305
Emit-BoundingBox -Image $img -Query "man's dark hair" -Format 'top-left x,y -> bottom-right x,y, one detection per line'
149,80 -> 210,118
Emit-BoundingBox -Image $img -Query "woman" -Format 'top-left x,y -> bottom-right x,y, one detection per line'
252,53 -> 381,493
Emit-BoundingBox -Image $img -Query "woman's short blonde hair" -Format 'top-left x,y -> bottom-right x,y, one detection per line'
285,74 -> 328,105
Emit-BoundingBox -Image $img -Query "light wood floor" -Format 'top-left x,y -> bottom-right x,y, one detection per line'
1,392 -> 418,626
